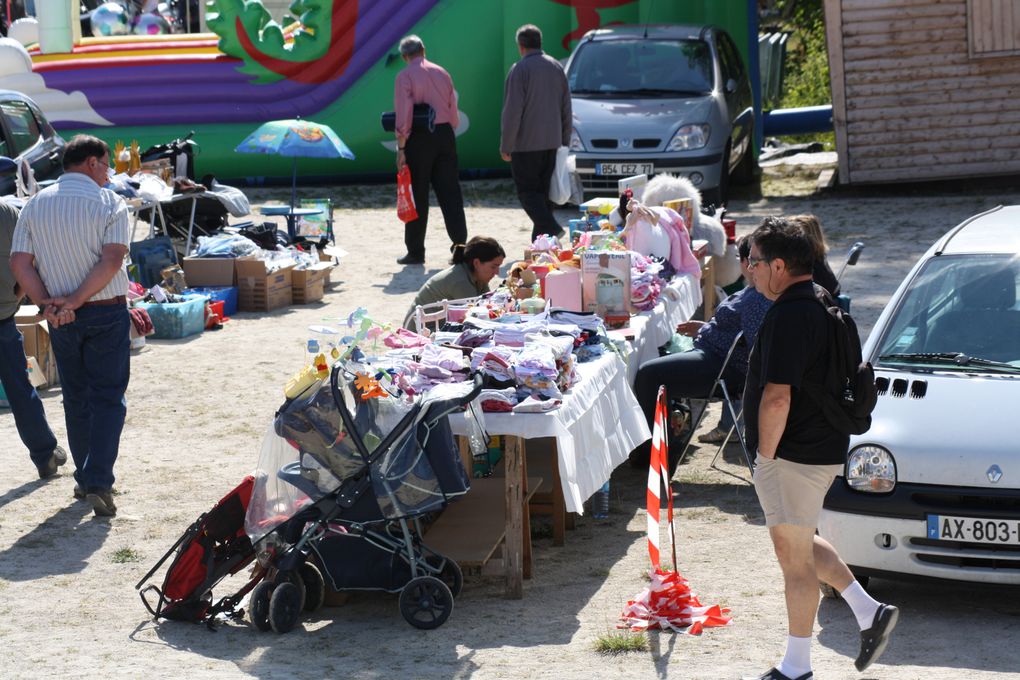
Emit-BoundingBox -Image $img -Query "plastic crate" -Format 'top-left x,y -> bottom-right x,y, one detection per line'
183,286 -> 238,317
135,295 -> 207,339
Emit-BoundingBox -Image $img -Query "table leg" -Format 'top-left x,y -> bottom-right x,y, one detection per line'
521,447 -> 533,580
551,441 -> 566,547
503,435 -> 524,599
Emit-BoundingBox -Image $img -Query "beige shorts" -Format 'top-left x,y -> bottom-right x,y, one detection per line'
753,454 -> 842,528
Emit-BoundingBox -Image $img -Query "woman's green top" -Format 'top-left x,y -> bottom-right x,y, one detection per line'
402,262 -> 488,328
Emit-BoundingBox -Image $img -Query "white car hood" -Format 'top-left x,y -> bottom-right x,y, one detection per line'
572,95 -> 715,138
853,369 -> 1020,488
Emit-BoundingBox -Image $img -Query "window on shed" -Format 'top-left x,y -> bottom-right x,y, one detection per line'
968,0 -> 1020,57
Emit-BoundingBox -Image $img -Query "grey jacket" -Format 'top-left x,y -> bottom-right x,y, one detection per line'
500,51 -> 572,155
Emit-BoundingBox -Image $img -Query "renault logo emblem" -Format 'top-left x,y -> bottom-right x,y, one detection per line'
987,465 -> 1003,483
620,138 -> 631,148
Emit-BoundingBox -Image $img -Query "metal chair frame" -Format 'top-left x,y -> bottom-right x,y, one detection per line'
674,332 -> 755,477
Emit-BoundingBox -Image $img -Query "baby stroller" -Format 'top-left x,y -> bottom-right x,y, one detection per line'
243,360 -> 486,633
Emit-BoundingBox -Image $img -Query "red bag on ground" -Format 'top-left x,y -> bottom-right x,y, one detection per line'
396,165 -> 418,223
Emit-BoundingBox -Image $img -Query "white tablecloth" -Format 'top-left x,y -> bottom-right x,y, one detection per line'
617,273 -> 702,383
451,352 -> 650,514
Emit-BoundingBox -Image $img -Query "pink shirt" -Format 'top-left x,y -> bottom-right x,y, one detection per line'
394,56 -> 459,140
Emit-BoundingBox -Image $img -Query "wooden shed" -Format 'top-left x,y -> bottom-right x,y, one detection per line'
824,0 -> 1020,184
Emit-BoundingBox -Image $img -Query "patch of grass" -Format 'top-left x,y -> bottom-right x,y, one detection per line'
589,566 -> 611,579
111,547 -> 141,564
593,630 -> 648,655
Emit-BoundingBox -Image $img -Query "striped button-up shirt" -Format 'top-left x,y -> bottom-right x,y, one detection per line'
11,172 -> 130,301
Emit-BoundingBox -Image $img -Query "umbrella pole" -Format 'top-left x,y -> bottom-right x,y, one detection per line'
290,157 -> 298,212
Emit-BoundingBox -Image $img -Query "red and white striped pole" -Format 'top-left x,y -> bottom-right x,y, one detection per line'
646,385 -> 676,571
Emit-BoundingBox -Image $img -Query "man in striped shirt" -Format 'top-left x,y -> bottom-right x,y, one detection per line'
10,134 -> 130,518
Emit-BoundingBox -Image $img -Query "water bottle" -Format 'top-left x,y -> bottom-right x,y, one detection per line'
592,481 -> 610,519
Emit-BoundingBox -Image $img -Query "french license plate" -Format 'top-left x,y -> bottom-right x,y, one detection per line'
926,514 -> 1020,545
596,162 -> 654,176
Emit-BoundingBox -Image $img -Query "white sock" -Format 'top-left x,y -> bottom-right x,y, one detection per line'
841,580 -> 881,630
776,635 -> 812,678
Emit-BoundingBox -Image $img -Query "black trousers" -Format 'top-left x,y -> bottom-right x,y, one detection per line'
510,149 -> 561,241
404,123 -> 467,257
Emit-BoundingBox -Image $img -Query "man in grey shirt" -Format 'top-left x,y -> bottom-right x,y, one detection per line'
500,24 -> 572,241
0,199 -> 67,480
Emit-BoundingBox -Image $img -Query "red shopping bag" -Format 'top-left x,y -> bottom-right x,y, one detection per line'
396,166 -> 418,223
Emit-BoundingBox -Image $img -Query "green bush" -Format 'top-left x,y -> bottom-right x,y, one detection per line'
773,0 -> 835,147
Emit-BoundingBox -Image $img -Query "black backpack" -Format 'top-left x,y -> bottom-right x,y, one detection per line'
784,285 -> 878,435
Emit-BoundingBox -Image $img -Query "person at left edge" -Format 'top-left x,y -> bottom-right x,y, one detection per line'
0,197 -> 68,480
394,34 -> 468,266
11,134 -> 131,518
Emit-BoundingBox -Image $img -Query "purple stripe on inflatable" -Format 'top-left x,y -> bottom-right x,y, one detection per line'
43,0 -> 439,129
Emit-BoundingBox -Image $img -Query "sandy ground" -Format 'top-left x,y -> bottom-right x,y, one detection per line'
1,165 -> 1019,679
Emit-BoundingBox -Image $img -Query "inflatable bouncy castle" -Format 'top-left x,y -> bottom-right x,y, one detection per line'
3,0 -> 756,184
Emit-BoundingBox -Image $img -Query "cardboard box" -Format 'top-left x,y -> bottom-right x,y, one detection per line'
544,268 -> 582,312
291,263 -> 331,304
182,257 -> 236,287
18,320 -> 59,387
235,257 -> 293,312
581,251 -> 631,320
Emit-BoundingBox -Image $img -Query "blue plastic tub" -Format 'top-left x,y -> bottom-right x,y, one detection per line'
135,295 -> 207,340
183,286 -> 238,317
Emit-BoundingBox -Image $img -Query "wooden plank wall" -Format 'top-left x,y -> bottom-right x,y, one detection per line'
826,0 -> 1020,184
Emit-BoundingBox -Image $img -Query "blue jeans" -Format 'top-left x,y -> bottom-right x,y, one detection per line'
0,316 -> 58,469
49,305 -> 130,491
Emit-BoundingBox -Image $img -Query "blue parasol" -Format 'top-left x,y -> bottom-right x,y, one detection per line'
235,118 -> 355,211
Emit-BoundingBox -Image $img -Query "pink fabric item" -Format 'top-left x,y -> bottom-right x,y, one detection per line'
394,57 -> 459,139
651,206 -> 701,279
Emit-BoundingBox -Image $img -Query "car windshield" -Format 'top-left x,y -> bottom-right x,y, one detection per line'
567,39 -> 713,96
875,254 -> 1020,371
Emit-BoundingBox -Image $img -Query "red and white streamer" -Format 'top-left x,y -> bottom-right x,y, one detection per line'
621,386 -> 732,635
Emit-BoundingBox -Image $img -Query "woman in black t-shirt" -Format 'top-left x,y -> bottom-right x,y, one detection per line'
790,214 -> 840,298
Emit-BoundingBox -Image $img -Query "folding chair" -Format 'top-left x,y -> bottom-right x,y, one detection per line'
674,332 -> 755,477
295,197 -> 335,252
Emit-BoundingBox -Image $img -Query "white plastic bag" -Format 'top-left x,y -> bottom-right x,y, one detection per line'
548,146 -> 571,205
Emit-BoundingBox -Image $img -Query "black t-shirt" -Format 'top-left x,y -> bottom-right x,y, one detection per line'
743,280 -> 849,465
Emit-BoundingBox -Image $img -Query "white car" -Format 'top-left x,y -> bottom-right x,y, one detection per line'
818,205 -> 1020,589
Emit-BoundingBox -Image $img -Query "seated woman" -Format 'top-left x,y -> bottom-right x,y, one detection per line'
630,236 -> 771,467
402,236 -> 506,329
790,214 -> 840,298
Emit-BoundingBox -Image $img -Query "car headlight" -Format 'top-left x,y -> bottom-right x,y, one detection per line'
667,124 -> 710,151
569,128 -> 585,152
846,445 -> 897,492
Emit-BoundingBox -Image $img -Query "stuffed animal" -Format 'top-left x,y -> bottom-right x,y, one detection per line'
639,174 -> 742,287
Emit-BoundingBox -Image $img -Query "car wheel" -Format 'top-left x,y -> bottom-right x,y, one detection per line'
704,144 -> 731,208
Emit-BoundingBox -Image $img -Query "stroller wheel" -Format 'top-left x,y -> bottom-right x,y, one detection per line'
399,576 -> 453,630
425,555 -> 463,599
298,562 -> 326,613
274,570 -> 306,612
268,582 -> 303,634
248,581 -> 273,632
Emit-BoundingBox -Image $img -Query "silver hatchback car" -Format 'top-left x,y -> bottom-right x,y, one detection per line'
564,25 -> 755,205
818,205 -> 1020,589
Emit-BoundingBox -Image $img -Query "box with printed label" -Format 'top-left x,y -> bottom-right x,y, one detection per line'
291,263 -> 332,304
235,257 -> 293,312
581,251 -> 631,320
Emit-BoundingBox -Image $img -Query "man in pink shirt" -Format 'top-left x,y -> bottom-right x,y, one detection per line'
393,35 -> 467,266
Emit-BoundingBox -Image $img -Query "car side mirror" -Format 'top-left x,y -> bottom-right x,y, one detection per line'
725,78 -> 737,94
0,157 -> 17,176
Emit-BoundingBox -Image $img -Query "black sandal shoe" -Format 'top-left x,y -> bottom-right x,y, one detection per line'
855,603 -> 899,671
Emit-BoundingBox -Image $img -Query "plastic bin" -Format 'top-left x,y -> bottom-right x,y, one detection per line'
183,286 -> 238,317
135,295 -> 207,339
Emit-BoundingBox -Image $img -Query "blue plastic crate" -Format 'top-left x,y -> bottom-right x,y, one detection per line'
135,295 -> 206,340
183,286 -> 238,317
